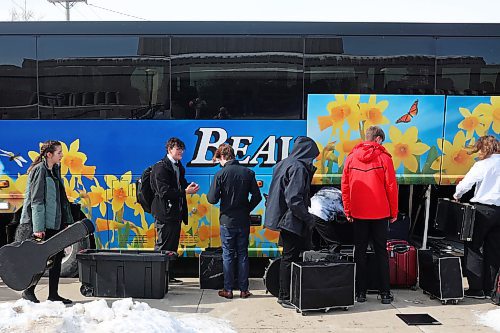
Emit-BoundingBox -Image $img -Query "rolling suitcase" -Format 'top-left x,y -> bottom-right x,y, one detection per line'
291,261 -> 355,315
367,240 -> 417,291
418,249 -> 464,305
435,198 -> 475,241
388,240 -> 417,288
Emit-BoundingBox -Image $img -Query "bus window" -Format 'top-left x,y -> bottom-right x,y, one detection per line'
37,36 -> 171,120
437,37 -> 500,96
304,36 -> 436,102
171,36 -> 304,120
0,36 -> 37,120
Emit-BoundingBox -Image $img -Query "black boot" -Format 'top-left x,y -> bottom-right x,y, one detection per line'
47,294 -> 72,305
21,286 -> 39,303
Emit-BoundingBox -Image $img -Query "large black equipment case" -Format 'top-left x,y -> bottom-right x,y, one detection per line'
435,198 -> 475,241
199,247 -> 238,290
291,261 -> 355,315
418,249 -> 464,305
77,249 -> 175,299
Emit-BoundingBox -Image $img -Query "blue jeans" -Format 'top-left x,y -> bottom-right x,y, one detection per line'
220,225 -> 250,292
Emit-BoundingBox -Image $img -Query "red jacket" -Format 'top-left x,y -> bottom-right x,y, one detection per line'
341,142 -> 398,220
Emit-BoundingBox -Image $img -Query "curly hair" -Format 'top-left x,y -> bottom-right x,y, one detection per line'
165,137 -> 186,151
470,135 -> 499,160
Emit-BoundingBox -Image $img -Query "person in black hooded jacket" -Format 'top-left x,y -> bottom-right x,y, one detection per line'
264,136 -> 319,309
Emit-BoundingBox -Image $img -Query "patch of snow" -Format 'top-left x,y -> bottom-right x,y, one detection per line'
0,298 -> 236,333
477,308 -> 500,332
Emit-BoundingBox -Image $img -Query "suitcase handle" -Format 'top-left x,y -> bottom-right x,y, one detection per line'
392,244 -> 410,253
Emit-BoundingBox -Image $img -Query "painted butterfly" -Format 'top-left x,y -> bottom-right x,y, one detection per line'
396,100 -> 418,124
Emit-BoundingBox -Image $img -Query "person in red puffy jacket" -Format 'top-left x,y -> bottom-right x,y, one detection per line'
341,125 -> 398,305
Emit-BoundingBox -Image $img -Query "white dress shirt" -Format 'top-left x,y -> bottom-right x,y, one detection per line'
454,154 -> 500,206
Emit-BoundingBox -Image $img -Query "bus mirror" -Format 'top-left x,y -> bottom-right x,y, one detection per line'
0,180 -> 9,189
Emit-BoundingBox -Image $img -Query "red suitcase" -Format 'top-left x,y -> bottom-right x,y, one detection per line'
387,240 -> 417,288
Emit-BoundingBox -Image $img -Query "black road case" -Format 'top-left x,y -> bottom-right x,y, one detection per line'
199,247 -> 238,290
77,249 -> 176,299
435,198 -> 475,241
418,249 -> 464,305
291,261 -> 355,315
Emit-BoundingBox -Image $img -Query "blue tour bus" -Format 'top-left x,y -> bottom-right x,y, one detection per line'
0,21 -> 499,276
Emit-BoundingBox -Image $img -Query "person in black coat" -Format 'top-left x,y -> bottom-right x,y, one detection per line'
264,136 -> 319,309
150,137 -> 199,284
207,144 -> 262,299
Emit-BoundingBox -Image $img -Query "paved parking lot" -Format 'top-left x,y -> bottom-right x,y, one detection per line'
1,277 -> 498,332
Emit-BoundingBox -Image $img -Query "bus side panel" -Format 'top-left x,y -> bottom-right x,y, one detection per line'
307,94 -> 446,185
0,120 -> 305,255
441,96 -> 498,185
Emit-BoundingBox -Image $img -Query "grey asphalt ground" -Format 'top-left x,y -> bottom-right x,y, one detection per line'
1,277 -> 498,333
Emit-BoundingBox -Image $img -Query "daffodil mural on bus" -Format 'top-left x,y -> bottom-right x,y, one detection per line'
436,96 -> 499,184
0,120 -> 301,257
308,94 -> 444,185
307,94 -> 499,185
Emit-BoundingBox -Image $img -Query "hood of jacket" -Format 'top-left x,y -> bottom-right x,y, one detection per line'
288,136 -> 320,165
351,141 -> 391,163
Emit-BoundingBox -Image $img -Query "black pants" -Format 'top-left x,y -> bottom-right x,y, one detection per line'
279,229 -> 305,301
464,203 -> 500,294
26,228 -> 64,297
353,218 -> 390,294
155,219 -> 181,278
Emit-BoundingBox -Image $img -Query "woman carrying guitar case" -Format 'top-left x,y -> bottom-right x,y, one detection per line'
16,140 -> 75,304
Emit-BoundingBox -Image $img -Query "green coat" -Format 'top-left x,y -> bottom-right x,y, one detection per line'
20,160 -> 74,232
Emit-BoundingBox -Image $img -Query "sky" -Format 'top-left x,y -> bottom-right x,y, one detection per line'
0,298 -> 236,333
2,0 -> 500,22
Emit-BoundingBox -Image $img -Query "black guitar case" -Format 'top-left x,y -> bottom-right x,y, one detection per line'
0,218 -> 94,291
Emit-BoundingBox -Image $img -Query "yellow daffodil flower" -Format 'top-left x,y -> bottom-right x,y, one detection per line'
104,171 -> 136,213
317,94 -> 361,134
359,95 -> 390,127
60,140 -> 96,180
458,107 -> 489,140
474,97 -> 500,134
431,131 -> 476,184
335,129 -> 362,167
88,178 -> 108,217
384,126 -> 430,173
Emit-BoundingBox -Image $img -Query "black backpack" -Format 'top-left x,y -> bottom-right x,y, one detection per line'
136,162 -> 159,214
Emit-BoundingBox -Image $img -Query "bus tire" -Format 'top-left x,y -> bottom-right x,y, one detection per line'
60,237 -> 90,278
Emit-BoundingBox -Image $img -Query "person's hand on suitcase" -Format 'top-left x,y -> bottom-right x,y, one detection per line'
389,216 -> 397,223
346,216 -> 354,223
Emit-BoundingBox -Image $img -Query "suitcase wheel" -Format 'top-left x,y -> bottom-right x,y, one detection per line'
441,300 -> 447,305
296,309 -> 300,313
410,285 -> 418,291
301,312 -> 308,316
452,299 -> 459,305
343,307 -> 349,311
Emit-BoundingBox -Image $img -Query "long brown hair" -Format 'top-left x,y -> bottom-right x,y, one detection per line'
27,140 -> 62,173
469,135 -> 499,160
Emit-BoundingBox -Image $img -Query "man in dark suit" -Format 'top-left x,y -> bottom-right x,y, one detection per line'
150,137 -> 199,284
